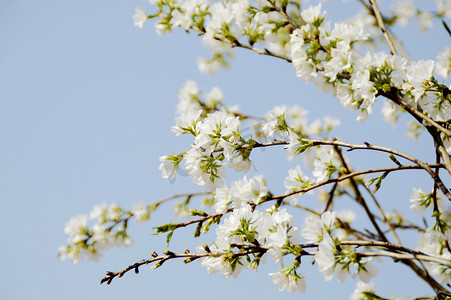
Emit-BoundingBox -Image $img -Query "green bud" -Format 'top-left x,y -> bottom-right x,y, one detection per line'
202,243 -> 211,253
162,249 -> 175,256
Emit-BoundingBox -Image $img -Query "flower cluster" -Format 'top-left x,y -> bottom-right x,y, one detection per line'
160,80 -> 345,191
60,1 -> 451,299
197,204 -> 304,291
214,175 -> 268,213
58,202 -> 153,264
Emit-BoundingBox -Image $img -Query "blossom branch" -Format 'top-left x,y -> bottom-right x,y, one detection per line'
101,240 -> 451,287
215,37 -> 292,63
253,138 -> 451,200
380,90 -> 451,140
333,145 -> 389,242
306,139 -> 451,201
361,184 -> 402,244
100,245 -> 267,285
269,162 -> 445,200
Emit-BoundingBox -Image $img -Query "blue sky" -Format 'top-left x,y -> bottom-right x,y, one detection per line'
1,1 -> 450,299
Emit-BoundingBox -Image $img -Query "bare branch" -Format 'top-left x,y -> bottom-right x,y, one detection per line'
368,0 -> 398,55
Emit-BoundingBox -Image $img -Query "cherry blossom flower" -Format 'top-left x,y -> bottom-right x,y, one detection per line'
284,165 -> 313,204
133,7 -> 148,28
132,201 -> 151,224
269,267 -> 306,293
436,46 -> 451,79
312,148 -> 339,183
350,281 -> 375,300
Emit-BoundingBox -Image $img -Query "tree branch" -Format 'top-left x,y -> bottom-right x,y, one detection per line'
368,0 -> 398,55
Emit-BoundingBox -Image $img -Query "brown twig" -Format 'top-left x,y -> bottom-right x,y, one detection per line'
368,0 -> 398,55
100,245 -> 268,285
101,239 -> 451,288
442,20 -> 451,38
256,138 -> 451,200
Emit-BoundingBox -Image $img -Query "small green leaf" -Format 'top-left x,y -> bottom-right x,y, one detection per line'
388,154 -> 402,166
153,223 -> 178,234
369,171 -> 388,194
166,231 -> 174,247
202,218 -> 214,234
296,140 -> 314,154
190,209 -> 207,217
194,222 -> 203,238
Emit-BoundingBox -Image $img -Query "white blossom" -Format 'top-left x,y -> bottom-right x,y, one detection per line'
184,147 -> 226,191
316,233 -> 344,281
312,148 -> 339,183
392,0 -> 415,26
436,0 -> 451,18
229,175 -> 268,207
216,204 -> 264,243
133,201 -> 151,223
436,47 -> 451,79
418,11 -> 433,31
409,188 -> 428,216
261,106 -> 290,139
133,7 -> 148,28
177,80 -> 202,114
301,4 -> 326,24
64,215 -> 89,244
89,202 -> 108,220
323,41 -> 352,82
205,86 -> 224,107
197,238 -> 244,278
350,281 -> 375,300
194,111 -> 241,156
172,110 -> 202,136
330,23 -> 369,43
289,36 -> 317,81
269,269 -> 306,293
302,211 -> 335,243
228,155 -> 252,173
284,165 -> 312,204
404,60 -> 434,101
214,185 -> 233,214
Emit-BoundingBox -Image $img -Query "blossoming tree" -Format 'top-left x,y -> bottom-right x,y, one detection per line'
59,0 -> 451,299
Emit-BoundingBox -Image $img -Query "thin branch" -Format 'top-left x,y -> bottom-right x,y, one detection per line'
381,90 -> 451,139
381,90 -> 451,176
216,37 -> 292,63
361,251 -> 451,268
155,192 -> 212,207
101,245 -> 267,285
362,184 -> 402,245
322,182 -> 338,213
154,163 -> 444,238
174,212 -> 223,229
254,138 -> 451,200
368,0 -> 398,55
305,139 -> 451,201
358,0 -> 412,61
442,19 -> 451,38
101,240 -> 451,286
334,145 -> 389,242
269,162 -> 445,201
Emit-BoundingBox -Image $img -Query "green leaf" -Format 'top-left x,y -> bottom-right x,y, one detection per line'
153,223 -> 178,234
202,218 -> 213,234
190,209 -> 207,217
166,231 -> 174,247
369,171 -> 388,194
296,139 -> 314,154
388,154 -> 402,166
194,222 -> 203,238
